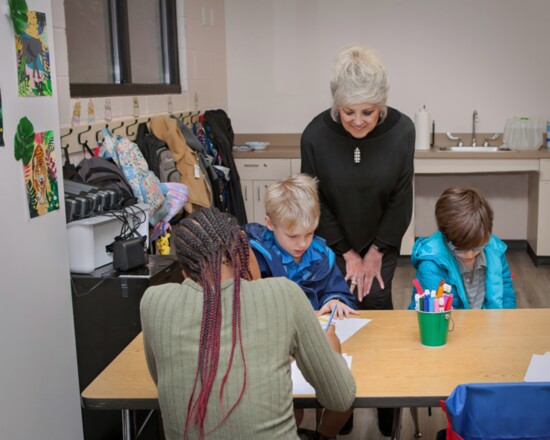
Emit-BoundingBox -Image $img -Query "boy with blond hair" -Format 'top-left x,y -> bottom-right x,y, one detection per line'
245,173 -> 357,319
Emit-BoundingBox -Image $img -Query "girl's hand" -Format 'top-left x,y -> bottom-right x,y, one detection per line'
324,324 -> 342,354
359,246 -> 385,301
316,299 -> 360,319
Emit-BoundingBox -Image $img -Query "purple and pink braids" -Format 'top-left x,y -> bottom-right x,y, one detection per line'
174,208 -> 252,439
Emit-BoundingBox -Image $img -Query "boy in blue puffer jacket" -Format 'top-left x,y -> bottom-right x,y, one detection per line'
408,186 -> 516,310
245,174 -> 358,319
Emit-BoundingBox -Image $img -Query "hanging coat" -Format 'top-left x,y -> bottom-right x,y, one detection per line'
202,109 -> 248,224
150,116 -> 212,213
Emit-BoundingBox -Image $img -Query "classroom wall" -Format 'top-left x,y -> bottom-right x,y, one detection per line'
0,0 -> 83,438
224,0 -> 545,241
225,0 -> 550,134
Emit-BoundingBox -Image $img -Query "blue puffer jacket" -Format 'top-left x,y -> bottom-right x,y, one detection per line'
407,231 -> 516,310
244,223 -> 356,310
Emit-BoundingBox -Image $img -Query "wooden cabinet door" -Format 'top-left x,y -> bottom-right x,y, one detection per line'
252,180 -> 278,223
240,180 -> 254,223
537,181 -> 550,255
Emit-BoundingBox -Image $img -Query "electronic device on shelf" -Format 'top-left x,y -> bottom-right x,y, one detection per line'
66,203 -> 150,274
64,180 -> 122,221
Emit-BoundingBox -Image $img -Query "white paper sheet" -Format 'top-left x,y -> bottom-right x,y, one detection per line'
524,352 -> 550,382
291,354 -> 353,395
317,316 -> 371,342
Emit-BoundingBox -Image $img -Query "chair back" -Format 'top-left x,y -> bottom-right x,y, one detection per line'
440,382 -> 550,440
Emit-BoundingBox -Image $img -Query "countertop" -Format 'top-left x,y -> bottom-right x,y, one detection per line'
232,133 -> 550,160
232,144 -> 550,160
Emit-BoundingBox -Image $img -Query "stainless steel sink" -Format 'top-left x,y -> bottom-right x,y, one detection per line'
437,146 -> 510,152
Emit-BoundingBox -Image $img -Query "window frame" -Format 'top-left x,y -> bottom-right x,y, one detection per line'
69,0 -> 181,98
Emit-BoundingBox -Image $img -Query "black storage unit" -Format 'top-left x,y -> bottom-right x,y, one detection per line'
71,255 -> 182,440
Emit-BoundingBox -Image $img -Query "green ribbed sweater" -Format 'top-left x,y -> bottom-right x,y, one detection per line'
140,277 -> 356,439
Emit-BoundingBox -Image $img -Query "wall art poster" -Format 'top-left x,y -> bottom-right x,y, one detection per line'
15,10 -> 52,97
23,130 -> 59,218
0,88 -> 4,146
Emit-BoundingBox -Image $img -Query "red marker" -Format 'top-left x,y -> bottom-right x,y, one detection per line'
445,294 -> 453,311
413,278 -> 423,295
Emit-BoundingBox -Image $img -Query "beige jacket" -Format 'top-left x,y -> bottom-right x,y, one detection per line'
150,116 -> 212,212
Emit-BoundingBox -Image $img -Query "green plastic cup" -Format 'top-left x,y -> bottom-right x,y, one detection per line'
416,310 -> 452,347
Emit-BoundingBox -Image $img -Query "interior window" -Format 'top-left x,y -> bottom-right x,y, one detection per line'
65,0 -> 180,97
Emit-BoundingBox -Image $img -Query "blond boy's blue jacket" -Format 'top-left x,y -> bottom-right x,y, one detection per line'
407,231 -> 516,310
244,223 -> 356,310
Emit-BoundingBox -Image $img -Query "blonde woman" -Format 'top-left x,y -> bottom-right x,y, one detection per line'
301,44 -> 414,436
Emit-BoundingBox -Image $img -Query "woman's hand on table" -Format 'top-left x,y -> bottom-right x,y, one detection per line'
316,299 -> 359,319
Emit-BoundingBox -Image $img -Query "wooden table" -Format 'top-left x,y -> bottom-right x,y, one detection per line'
81,309 -> 550,438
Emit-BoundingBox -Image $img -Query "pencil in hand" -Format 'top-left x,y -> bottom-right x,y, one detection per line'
324,299 -> 339,333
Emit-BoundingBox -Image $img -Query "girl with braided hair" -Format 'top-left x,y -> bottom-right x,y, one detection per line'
141,208 -> 356,440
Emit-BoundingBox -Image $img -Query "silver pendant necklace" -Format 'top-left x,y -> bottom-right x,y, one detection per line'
344,128 -> 365,164
354,147 -> 361,164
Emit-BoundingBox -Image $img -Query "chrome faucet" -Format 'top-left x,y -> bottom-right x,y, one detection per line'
472,110 -> 479,147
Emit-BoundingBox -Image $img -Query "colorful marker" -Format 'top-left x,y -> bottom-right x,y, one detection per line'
413,278 -> 424,295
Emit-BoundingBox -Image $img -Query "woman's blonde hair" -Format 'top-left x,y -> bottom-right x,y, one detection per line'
330,44 -> 389,122
264,174 -> 320,232
436,187 -> 493,250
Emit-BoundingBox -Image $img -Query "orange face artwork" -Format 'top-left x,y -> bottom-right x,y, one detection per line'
32,145 -> 48,204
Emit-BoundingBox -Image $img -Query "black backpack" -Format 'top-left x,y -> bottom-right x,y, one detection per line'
135,122 -> 181,183
76,157 -> 137,207
203,109 -> 248,224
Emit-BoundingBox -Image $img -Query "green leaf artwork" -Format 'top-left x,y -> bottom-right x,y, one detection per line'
41,79 -> 53,96
13,116 -> 35,165
14,10 -> 53,97
8,0 -> 29,35
26,179 -> 39,218
21,129 -> 59,219
47,178 -> 60,212
44,130 -> 54,152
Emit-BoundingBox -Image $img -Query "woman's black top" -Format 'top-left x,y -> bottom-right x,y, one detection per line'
300,107 -> 415,255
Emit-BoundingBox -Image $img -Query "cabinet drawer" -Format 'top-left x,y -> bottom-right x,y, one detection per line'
290,159 -> 302,175
540,159 -> 550,181
235,159 -> 291,180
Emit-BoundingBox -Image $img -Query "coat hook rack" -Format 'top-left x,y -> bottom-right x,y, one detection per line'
77,126 -> 92,146
111,121 -> 124,134
60,129 -> 73,164
95,124 -> 108,144
126,119 -> 139,137
60,128 -> 73,150
191,110 -> 201,123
